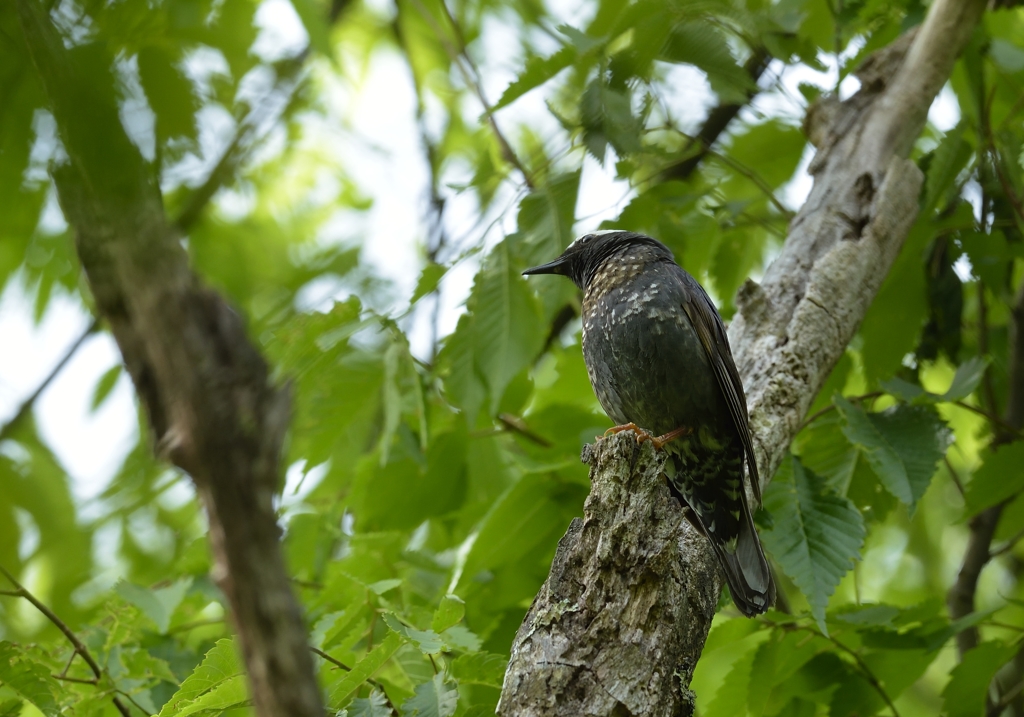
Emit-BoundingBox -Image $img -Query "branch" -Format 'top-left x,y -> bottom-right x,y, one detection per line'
498,0 -> 986,713
0,565 -> 131,717
660,46 -> 772,182
948,281 -> 1024,659
0,319 -> 97,442
497,433 -> 720,716
16,3 -> 323,715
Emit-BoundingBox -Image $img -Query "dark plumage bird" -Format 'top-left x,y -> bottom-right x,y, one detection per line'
523,231 -> 775,617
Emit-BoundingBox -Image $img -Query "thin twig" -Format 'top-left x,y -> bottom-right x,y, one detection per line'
0,319 -> 99,442
990,526 -> 1024,558
799,392 -> 882,429
780,622 -> 900,717
497,413 -> 552,447
0,565 -> 132,717
407,0 -> 534,189
312,647 -> 397,713
944,455 -> 966,497
51,674 -> 97,685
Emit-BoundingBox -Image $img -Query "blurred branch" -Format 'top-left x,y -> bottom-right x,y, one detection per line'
16,2 -> 324,715
659,47 -> 772,182
0,319 -> 98,443
948,281 -> 1024,660
174,53 -> 308,232
407,0 -> 535,189
0,565 -> 132,717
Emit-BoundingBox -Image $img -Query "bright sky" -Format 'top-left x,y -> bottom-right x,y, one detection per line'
0,0 -> 962,508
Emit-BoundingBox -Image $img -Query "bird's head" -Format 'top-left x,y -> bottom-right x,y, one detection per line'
522,231 -> 673,290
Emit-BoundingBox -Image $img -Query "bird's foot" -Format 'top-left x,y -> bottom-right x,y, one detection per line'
601,423 -> 692,450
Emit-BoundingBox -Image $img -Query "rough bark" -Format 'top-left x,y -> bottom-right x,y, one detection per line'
16,2 -> 324,716
497,1 -> 986,714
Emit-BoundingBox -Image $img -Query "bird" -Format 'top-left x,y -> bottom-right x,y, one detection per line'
523,230 -> 775,617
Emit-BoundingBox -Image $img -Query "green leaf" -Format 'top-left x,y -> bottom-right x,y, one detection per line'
924,122 -> 973,211
158,638 -> 244,717
137,46 -> 199,143
494,46 -> 576,111
834,398 -> 951,512
438,239 -> 546,424
760,456 -> 865,634
402,674 -> 458,717
90,364 -> 123,411
881,357 -> 989,404
431,594 -> 466,632
328,632 -> 403,708
450,652 -> 507,687
170,675 -> 249,717
660,23 -> 753,103
0,699 -> 22,717
964,442 -> 1024,515
453,473 -> 561,590
411,263 -> 448,303
345,690 -> 392,717
943,641 -> 1017,717
291,0 -> 332,57
115,577 -> 192,633
705,638 -> 758,717
0,643 -> 60,717
382,613 -> 444,654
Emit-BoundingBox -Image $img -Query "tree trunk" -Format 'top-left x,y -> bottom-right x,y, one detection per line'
16,2 -> 324,715
497,0 -> 987,714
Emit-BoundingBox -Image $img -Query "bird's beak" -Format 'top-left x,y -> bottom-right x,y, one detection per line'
522,255 -> 570,277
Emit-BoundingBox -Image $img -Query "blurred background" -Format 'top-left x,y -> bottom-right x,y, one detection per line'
1,0 -> 1023,714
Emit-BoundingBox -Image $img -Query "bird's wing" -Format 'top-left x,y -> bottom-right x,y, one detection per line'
676,267 -> 762,504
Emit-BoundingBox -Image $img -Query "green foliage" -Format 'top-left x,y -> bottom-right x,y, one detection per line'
1,0 -> 1023,715
761,456 -> 866,634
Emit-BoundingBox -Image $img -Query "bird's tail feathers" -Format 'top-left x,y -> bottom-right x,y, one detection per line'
707,501 -> 775,617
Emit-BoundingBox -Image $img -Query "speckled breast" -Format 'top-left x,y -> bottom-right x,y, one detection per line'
581,255 -> 732,437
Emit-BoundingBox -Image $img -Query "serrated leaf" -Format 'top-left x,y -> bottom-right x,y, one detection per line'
431,594 -> 465,632
402,674 -> 458,717
450,652 -> 507,687
90,364 -> 123,411
494,46 -> 575,111
440,625 -> 481,652
943,641 -> 1017,717
760,456 -> 865,635
835,398 -> 951,512
345,690 -> 392,717
0,643 -> 60,717
660,22 -> 753,103
964,442 -> 1024,515
116,577 -> 192,633
158,638 -> 244,717
382,614 -> 444,654
170,675 -> 249,717
328,632 -> 403,708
